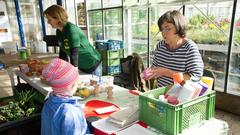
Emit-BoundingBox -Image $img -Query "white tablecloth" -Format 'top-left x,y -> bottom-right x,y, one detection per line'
15,70 -> 138,107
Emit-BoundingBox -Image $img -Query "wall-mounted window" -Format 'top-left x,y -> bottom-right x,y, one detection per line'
228,2 -> 240,95
0,0 -> 13,45
123,0 -> 138,6
88,11 -> 103,42
43,0 -> 57,35
65,1 -> 76,25
5,0 -> 45,46
87,1 -> 123,45
103,0 -> 121,8
104,8 -> 122,40
87,0 -> 101,10
124,7 -> 148,66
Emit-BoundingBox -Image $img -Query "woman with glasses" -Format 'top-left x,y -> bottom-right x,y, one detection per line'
144,10 -> 203,87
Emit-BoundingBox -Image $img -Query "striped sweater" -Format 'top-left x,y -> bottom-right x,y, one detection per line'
152,39 -> 204,87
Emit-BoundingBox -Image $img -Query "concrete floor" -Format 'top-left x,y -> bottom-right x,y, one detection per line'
0,69 -> 240,135
215,109 -> 240,135
0,69 -> 14,98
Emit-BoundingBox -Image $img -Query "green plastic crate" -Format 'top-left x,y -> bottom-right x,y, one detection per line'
102,58 -> 121,66
139,86 -> 216,135
102,65 -> 121,75
97,49 -> 124,60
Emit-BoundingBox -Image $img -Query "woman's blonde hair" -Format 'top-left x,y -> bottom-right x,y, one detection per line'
44,5 -> 68,26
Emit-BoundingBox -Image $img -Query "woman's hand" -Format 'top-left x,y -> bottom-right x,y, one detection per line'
142,67 -> 172,80
142,67 -> 191,82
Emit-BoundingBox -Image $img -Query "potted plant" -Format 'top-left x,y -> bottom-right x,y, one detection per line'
0,83 -> 45,135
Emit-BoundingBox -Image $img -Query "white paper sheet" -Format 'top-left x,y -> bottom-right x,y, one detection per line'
94,105 -> 118,114
116,124 -> 156,135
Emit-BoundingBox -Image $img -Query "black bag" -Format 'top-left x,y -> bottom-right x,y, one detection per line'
114,53 -> 149,92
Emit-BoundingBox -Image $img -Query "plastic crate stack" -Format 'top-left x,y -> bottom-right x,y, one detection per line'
95,40 -> 124,75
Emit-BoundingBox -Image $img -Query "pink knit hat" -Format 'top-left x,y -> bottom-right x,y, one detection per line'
42,58 -> 79,96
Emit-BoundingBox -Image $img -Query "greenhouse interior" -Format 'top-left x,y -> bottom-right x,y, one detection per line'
0,0 -> 240,134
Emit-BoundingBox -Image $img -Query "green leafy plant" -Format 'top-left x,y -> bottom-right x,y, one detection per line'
188,14 -> 231,45
0,101 -> 24,121
235,30 -> 240,45
0,100 -> 37,122
188,14 -> 215,29
25,107 -> 35,117
0,86 -> 45,122
17,90 -> 36,107
188,28 -> 227,44
0,114 -> 7,122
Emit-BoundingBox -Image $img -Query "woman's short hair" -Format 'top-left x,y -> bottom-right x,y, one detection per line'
158,10 -> 188,38
43,5 -> 68,26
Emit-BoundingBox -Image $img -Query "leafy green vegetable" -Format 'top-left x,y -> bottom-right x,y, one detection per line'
0,86 -> 45,122
0,102 -> 24,121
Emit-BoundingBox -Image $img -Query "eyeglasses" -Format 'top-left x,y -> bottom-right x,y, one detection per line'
160,27 -> 173,33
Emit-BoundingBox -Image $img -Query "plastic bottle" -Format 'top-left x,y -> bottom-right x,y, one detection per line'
172,72 -> 184,84
18,48 -> 27,60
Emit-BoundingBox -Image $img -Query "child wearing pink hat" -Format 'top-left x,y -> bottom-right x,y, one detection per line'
41,58 -> 88,135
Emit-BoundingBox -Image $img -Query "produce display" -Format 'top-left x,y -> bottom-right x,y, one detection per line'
18,59 -> 114,100
74,87 -> 91,99
0,83 -> 44,123
26,59 -> 43,76
19,58 -> 49,77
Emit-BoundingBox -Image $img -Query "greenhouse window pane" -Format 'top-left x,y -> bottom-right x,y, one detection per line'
86,0 -> 101,10
0,1 -> 13,45
228,2 -> 240,95
148,0 -> 165,4
5,0 -> 19,41
19,1 -> 42,46
123,0 -> 147,6
123,0 -> 138,6
138,0 -> 148,5
185,1 -> 233,92
43,0 -> 56,35
88,11 -> 103,43
104,8 -> 123,40
124,7 -> 148,67
103,0 -> 122,8
66,1 -> 76,25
